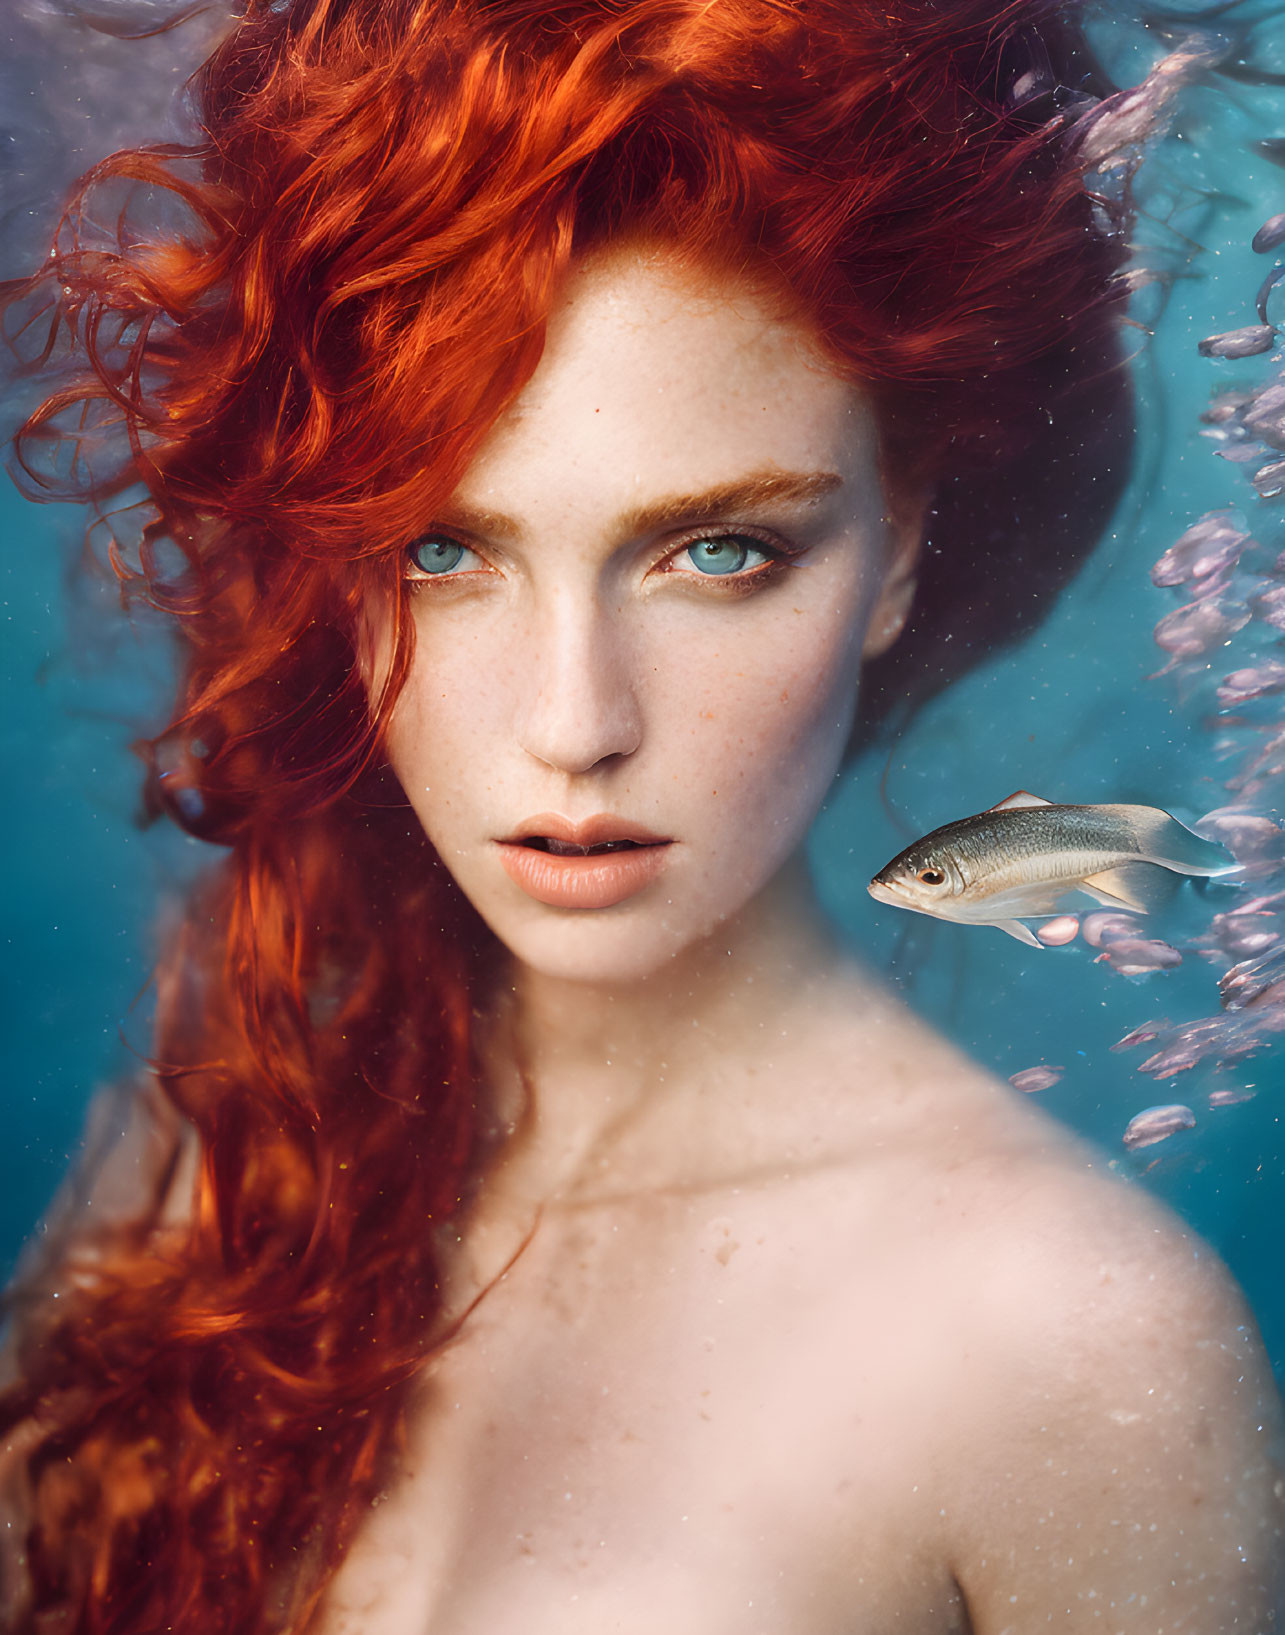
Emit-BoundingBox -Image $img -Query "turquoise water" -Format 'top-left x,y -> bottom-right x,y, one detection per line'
3,2 -> 1285,1375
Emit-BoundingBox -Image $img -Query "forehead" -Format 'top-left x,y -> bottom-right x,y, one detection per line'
449,243 -> 883,522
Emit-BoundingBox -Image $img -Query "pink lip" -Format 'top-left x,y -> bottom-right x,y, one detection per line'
497,813 -> 673,909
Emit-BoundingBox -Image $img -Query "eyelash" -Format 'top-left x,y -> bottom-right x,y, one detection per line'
402,528 -> 801,592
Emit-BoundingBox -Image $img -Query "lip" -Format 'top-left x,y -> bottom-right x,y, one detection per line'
499,813 -> 670,849
497,813 -> 673,909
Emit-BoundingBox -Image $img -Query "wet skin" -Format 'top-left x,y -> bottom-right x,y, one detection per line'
326,245 -> 1283,1632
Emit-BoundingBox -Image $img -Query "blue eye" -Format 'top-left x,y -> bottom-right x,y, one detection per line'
684,536 -> 769,576
406,536 -> 478,576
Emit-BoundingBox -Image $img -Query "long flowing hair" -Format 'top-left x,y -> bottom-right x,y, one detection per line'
0,1 -> 1129,1628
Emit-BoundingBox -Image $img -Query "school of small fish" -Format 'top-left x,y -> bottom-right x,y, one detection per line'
870,103 -> 1285,1149
1105,193 -> 1285,1125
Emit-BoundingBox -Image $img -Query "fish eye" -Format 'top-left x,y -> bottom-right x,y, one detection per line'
918,868 -> 946,886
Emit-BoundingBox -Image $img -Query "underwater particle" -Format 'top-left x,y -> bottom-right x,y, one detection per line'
1009,1064 -> 1064,1094
1081,911 -> 1144,948
1217,660 -> 1285,707
1035,915 -> 1079,945
1151,514 -> 1251,587
1199,325 -> 1277,361
1253,213 -> 1285,253
1153,597 -> 1250,659
1094,937 -> 1183,976
1208,1086 -> 1256,1107
1122,1104 -> 1196,1150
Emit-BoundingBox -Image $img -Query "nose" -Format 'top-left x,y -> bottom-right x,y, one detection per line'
514,591 -> 643,774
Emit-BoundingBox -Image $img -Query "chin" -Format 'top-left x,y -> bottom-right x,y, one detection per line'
486,898 -> 728,988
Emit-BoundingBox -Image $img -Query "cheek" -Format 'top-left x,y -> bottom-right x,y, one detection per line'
655,599 -> 867,822
380,639 -> 497,831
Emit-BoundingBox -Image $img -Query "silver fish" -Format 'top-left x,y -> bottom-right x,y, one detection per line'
867,790 -> 1231,947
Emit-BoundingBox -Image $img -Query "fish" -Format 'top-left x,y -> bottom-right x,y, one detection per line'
1009,1064 -> 1063,1094
1122,1104 -> 1195,1152
1071,37 -> 1225,169
1253,458 -> 1285,498
1198,324 -> 1277,360
1257,264 -> 1285,325
1243,383 -> 1285,449
1094,935 -> 1183,976
867,791 -> 1232,947
1217,660 -> 1285,706
1255,213 -> 1285,253
1150,513 -> 1250,587
1152,595 -> 1249,662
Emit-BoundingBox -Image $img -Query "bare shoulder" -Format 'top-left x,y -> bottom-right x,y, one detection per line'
786,987 -> 1283,1627
926,1114 -> 1285,1629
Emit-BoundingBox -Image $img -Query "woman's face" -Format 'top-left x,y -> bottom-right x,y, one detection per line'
377,244 -> 916,985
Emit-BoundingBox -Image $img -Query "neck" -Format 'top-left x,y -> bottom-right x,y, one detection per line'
474,852 -> 854,1202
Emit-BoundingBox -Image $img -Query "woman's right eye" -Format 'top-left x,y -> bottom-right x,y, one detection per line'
404,535 -> 484,578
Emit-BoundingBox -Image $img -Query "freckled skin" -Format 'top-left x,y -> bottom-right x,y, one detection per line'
373,247 -> 911,987
328,247 -> 1284,1635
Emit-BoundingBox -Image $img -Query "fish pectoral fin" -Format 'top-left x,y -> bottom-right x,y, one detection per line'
992,919 -> 1045,947
987,790 -> 1055,813
1078,862 -> 1170,914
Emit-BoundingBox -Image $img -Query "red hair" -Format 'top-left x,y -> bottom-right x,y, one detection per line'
0,1 -> 1127,1628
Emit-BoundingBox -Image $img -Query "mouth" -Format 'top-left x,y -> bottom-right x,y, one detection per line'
519,836 -> 653,857
497,816 -> 673,909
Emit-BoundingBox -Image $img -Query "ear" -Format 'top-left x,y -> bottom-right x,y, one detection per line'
862,499 -> 927,661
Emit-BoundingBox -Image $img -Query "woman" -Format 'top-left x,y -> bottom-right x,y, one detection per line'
1,0 -> 1280,1629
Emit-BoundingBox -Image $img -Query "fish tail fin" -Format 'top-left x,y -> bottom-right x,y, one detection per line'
1101,805 -> 1232,876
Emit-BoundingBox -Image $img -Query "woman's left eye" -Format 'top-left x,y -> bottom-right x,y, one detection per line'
677,535 -> 773,577
405,535 -> 483,577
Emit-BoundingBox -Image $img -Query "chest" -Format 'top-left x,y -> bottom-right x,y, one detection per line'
317,1196 -> 974,1635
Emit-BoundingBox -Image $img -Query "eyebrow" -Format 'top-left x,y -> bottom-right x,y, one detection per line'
434,469 -> 845,544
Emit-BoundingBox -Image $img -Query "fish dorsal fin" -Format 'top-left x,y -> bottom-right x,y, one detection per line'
988,790 -> 1055,813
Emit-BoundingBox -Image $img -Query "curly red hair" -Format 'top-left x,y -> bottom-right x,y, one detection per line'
1,1 -> 1128,1628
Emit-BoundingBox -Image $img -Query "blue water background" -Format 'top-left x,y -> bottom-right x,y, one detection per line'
2,4 -> 1284,1370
